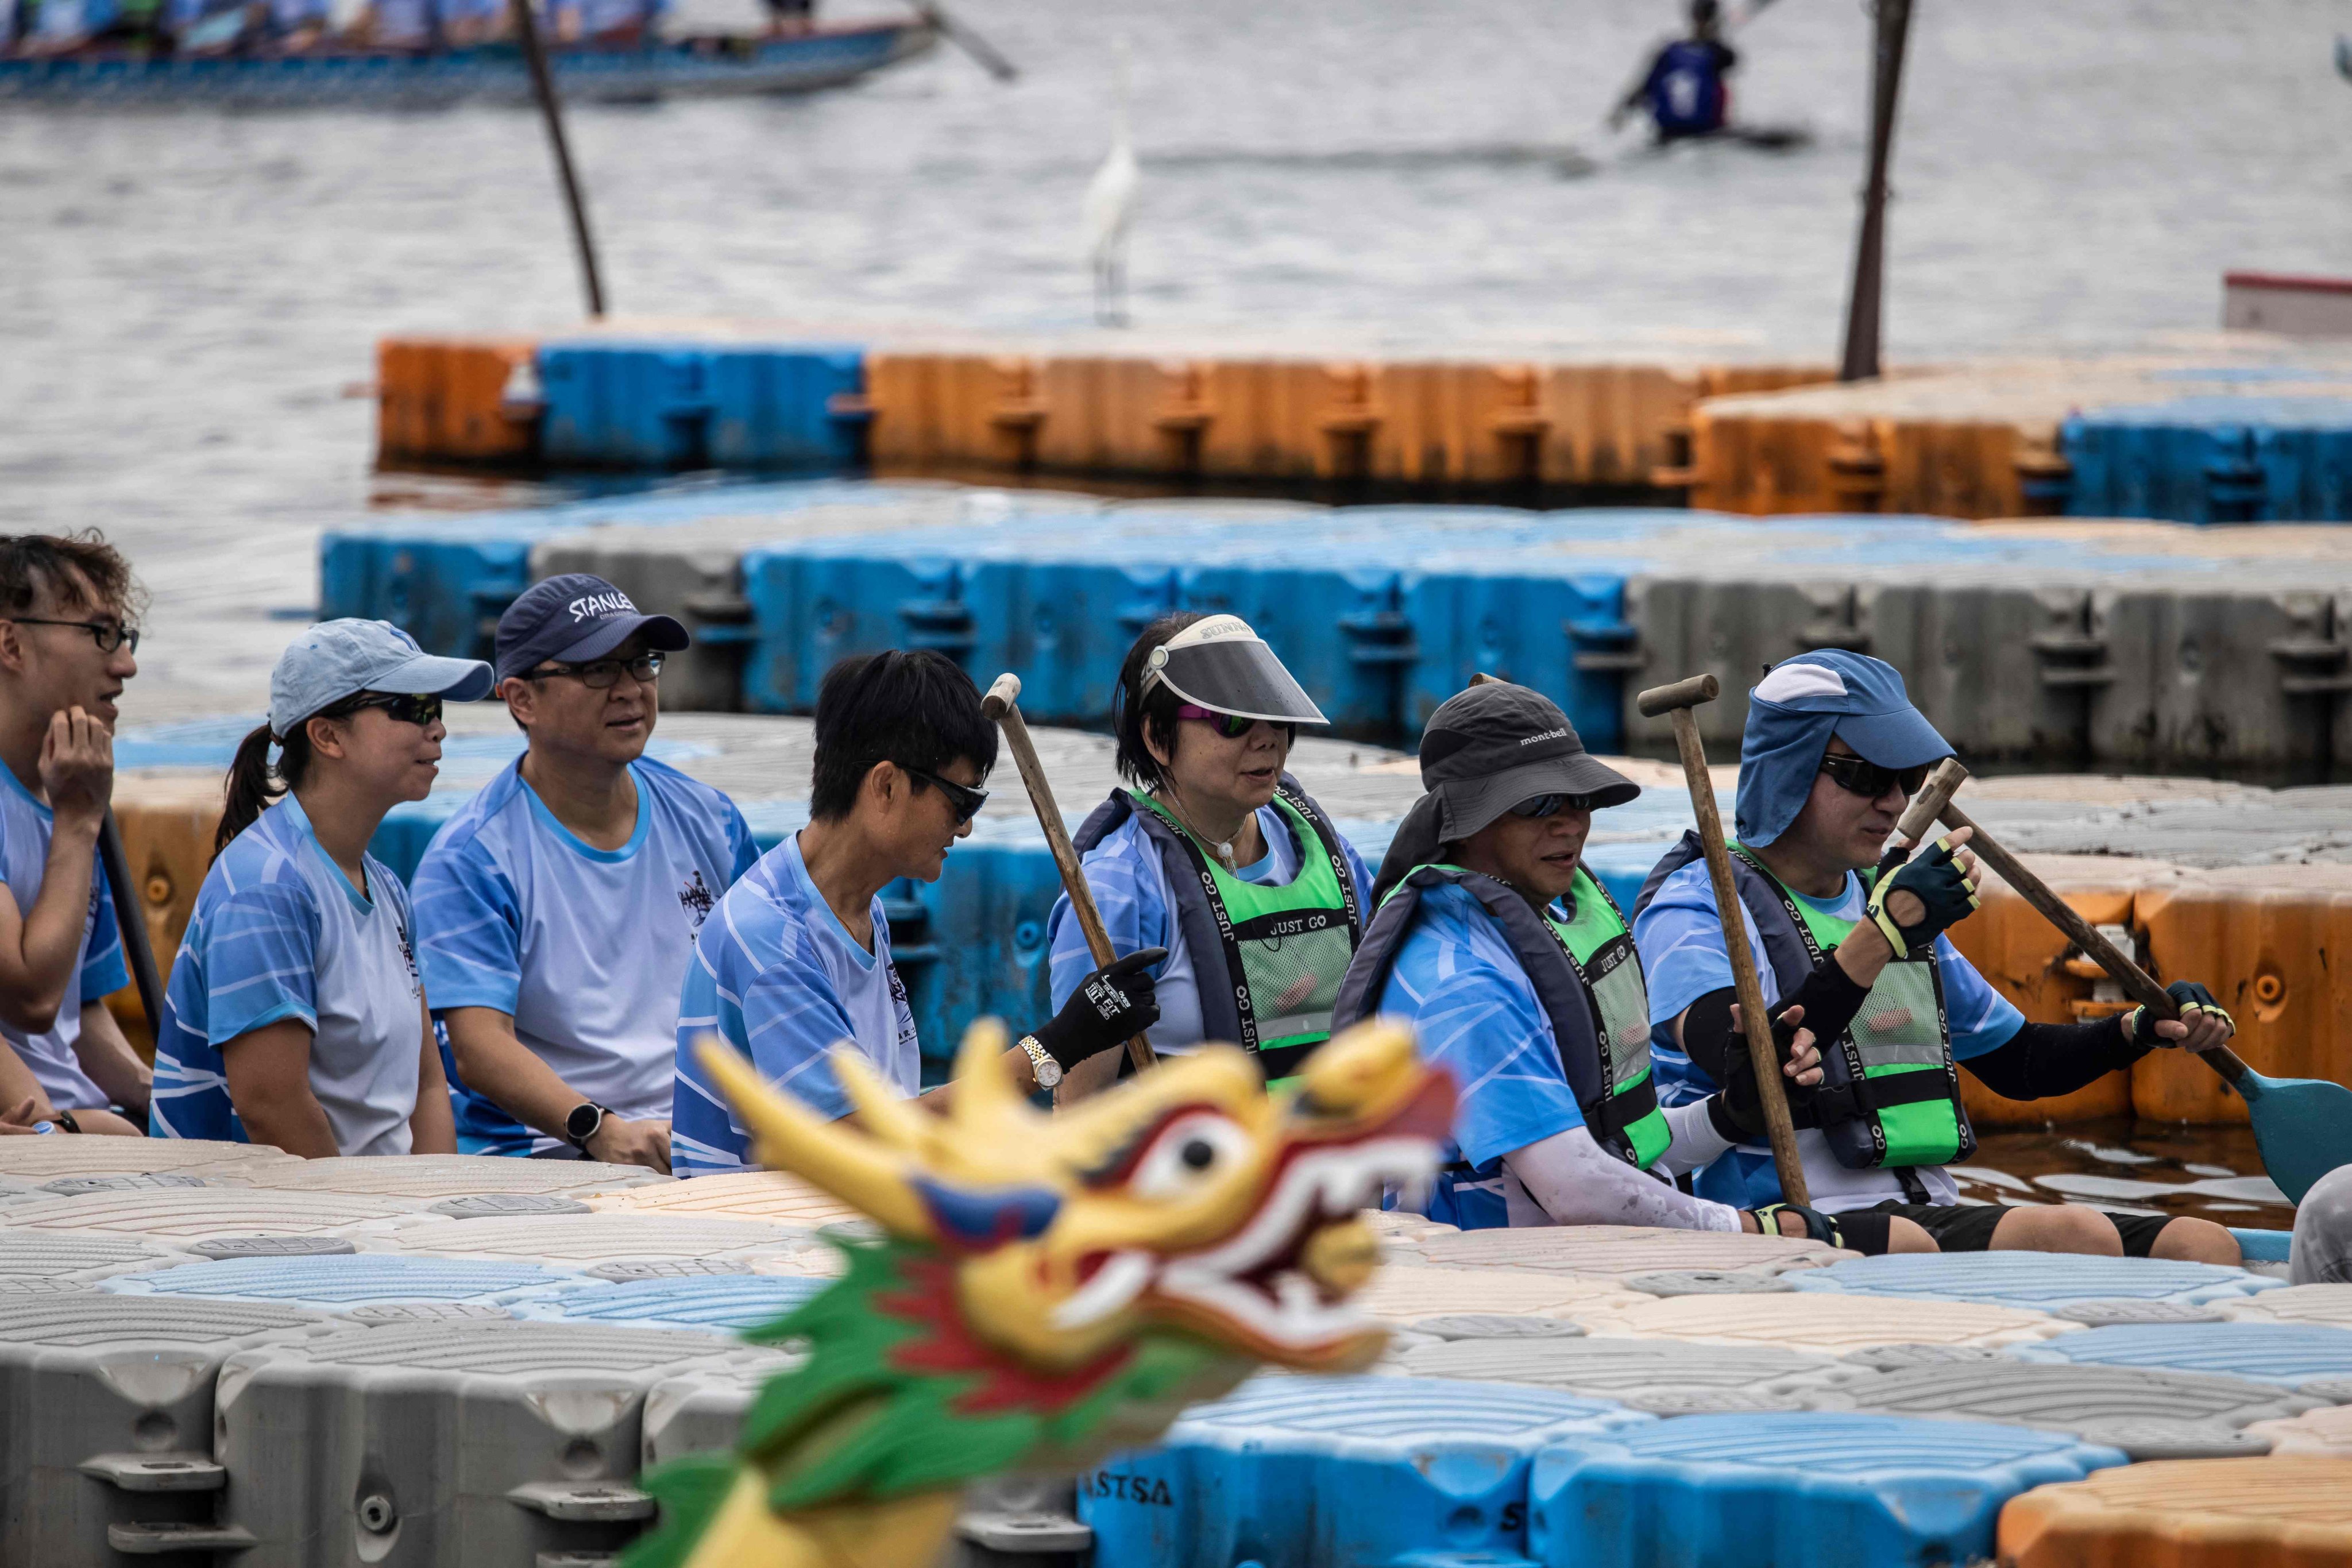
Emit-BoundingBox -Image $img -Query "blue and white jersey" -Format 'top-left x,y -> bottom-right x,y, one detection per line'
1373,882 -> 1588,1231
1047,804 -> 1372,1054
367,0 -> 432,45
673,831 -> 918,1175
412,756 -> 756,1156
1635,857 -> 2025,1213
152,794 -> 427,1156
0,767 -> 128,1113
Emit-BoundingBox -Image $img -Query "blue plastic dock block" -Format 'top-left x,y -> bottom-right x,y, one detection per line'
98,1254 -> 575,1312
1785,1253 -> 2276,1309
510,1273 -> 829,1331
2009,1322 -> 2352,1388
2061,395 -> 2352,523
1528,1411 -> 2125,1568
1082,1373 -> 1648,1568
318,523 -> 538,661
539,341 -> 864,470
2232,1227 -> 2293,1264
1403,569 -> 1632,752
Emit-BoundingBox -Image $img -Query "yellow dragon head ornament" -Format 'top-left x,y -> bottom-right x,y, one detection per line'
626,1018 -> 1453,1568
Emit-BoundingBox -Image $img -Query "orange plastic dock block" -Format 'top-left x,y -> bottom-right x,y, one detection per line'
377,336 -> 539,464
1998,1457 -> 2352,1567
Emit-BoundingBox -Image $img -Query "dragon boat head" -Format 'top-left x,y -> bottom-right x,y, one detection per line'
697,1019 -> 1453,1374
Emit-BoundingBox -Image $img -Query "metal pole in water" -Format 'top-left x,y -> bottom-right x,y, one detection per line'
509,0 -> 607,318
1838,0 -> 1911,381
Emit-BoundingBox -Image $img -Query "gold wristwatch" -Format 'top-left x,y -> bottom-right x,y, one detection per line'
1017,1034 -> 1062,1091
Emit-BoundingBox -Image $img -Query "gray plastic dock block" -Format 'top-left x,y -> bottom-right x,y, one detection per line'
1389,1335 -> 1878,1413
0,1188 -> 435,1242
1625,1269 -> 1797,1298
215,1318 -> 758,1566
0,1230 -> 192,1286
374,1212 -> 815,1268
0,1292 -> 329,1565
1806,1358 -> 2327,1458
1401,1224 -> 1847,1279
207,1154 -> 662,1199
639,1350 -> 804,1467
1410,1315 -> 1588,1341
1785,1252 -> 2277,1308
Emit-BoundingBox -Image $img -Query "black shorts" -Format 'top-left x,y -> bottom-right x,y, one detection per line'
1833,1202 -> 2176,1258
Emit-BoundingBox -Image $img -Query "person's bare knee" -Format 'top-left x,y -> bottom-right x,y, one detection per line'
1990,1204 -> 2122,1256
1887,1216 -> 1940,1253
2149,1216 -> 2242,1265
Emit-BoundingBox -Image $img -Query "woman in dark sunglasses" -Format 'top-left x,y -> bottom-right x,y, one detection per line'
1048,612 -> 1373,1101
150,619 -> 493,1157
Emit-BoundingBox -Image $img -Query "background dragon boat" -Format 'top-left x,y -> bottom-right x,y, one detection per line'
0,14 -> 933,107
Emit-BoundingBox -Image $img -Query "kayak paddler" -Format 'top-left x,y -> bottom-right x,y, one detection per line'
1330,681 -> 1830,1236
1048,613 -> 1372,1096
1611,0 -> 1739,142
1633,650 -> 2243,1261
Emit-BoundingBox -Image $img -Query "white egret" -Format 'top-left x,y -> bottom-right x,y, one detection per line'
1082,36 -> 1138,327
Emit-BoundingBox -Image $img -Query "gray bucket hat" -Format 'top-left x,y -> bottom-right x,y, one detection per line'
1420,682 -> 1639,841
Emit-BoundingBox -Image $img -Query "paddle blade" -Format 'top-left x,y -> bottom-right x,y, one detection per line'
2240,1067 -> 2352,1207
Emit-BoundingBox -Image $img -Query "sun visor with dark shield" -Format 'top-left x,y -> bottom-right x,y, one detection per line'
1140,615 -> 1330,725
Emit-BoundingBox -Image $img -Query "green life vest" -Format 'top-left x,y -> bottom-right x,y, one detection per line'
1333,862 -> 1671,1173
1118,784 -> 1363,1086
1725,843 -> 1973,1172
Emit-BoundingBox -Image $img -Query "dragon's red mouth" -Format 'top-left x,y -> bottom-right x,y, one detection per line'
1050,1069 -> 1453,1358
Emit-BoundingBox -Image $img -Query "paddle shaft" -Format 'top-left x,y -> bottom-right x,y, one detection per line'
1934,799 -> 2260,1094
980,675 -> 1154,1073
918,3 -> 1018,80
97,809 -> 165,1046
1635,674 -> 1809,1206
509,0 -> 607,317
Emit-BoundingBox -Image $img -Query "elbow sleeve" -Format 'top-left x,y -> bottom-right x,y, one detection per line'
1965,1018 -> 2146,1102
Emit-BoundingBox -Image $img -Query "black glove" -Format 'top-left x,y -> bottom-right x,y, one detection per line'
1700,998 -> 1816,1143
1032,948 -> 1165,1069
1749,1202 -> 1843,1249
2126,979 -> 2235,1046
1864,835 -> 1979,959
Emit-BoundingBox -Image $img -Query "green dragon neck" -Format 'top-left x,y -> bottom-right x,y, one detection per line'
625,1238 -> 1253,1568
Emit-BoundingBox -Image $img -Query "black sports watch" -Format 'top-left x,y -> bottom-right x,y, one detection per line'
563,1102 -> 612,1152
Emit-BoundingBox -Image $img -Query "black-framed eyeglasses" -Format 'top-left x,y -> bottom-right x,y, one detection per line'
521,654 -> 664,690
351,692 -> 443,728
9,617 -> 140,654
1818,752 -> 1930,800
1508,793 -> 1588,820
904,766 -> 988,824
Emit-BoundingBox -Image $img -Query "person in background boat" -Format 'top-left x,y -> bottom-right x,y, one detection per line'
762,0 -> 809,38
150,621 -> 488,1156
1633,650 -> 2244,1261
414,577 -> 754,1173
354,0 -> 432,49
1611,0 -> 1737,143
1048,613 -> 1372,1100
673,650 -> 1159,1175
1329,681 -> 1826,1234
0,534 -> 150,1137
574,0 -> 650,48
436,0 -> 496,45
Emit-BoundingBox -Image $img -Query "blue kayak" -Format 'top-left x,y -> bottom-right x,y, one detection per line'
0,17 -> 932,107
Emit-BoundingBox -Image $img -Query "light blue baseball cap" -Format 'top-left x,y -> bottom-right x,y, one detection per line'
1733,649 -> 1953,849
268,620 -> 494,739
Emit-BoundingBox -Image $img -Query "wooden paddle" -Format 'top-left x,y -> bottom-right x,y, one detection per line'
1937,794 -> 2352,1207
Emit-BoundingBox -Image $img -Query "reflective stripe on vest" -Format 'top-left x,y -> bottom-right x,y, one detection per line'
1725,842 -> 1973,1172
1133,785 -> 1362,1083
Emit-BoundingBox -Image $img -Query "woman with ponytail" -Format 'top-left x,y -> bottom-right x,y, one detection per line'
151,621 -> 492,1155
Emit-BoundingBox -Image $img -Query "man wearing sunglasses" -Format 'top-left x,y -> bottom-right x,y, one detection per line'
673,650 -> 1160,1174
0,534 -> 151,1136
1636,650 -> 2241,1262
1332,681 -> 1828,1235
412,575 -> 756,1172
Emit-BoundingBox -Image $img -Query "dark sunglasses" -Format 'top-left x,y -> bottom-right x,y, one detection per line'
1175,703 -> 1293,741
1508,793 -> 1588,820
351,692 -> 443,728
905,766 -> 988,824
1818,752 -> 1930,800
11,617 -> 140,654
521,654 -> 664,690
